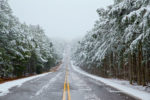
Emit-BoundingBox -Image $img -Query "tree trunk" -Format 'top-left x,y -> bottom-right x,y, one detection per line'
137,41 -> 142,85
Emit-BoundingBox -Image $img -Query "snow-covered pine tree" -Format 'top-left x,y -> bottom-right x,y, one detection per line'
72,0 -> 150,86
0,0 -> 58,78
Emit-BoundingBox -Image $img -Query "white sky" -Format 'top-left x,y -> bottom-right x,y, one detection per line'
9,0 -> 114,40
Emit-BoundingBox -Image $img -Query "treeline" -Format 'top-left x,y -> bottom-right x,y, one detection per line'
72,0 -> 150,86
0,0 -> 58,78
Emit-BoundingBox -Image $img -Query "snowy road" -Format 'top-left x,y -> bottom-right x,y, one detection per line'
0,56 -> 138,100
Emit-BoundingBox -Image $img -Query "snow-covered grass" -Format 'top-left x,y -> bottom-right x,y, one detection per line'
0,72 -> 51,96
71,61 -> 150,100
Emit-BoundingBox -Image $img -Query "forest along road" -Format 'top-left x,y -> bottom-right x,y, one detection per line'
0,56 -> 138,100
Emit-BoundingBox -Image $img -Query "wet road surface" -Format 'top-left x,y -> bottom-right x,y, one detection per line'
0,55 -> 138,100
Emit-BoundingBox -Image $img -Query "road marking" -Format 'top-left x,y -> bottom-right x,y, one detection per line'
67,81 -> 71,100
67,70 -> 71,100
62,75 -> 67,100
62,65 -> 71,100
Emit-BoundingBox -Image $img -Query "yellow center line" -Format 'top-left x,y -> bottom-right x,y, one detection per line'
62,66 -> 71,100
67,80 -> 71,100
62,73 -> 67,100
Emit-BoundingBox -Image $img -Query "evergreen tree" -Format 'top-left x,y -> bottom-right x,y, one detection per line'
73,0 -> 150,86
0,0 -> 59,78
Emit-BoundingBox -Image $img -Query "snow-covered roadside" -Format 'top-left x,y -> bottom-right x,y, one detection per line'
71,61 -> 150,100
106,79 -> 150,93
0,72 -> 51,96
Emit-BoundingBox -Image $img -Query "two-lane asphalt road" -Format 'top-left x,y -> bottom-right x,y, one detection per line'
0,54 -> 138,100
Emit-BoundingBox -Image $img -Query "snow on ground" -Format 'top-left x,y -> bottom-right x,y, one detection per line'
0,72 -> 51,96
71,61 -> 150,100
107,79 -> 150,93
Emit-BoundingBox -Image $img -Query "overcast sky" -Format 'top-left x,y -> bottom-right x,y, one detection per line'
9,0 -> 114,40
